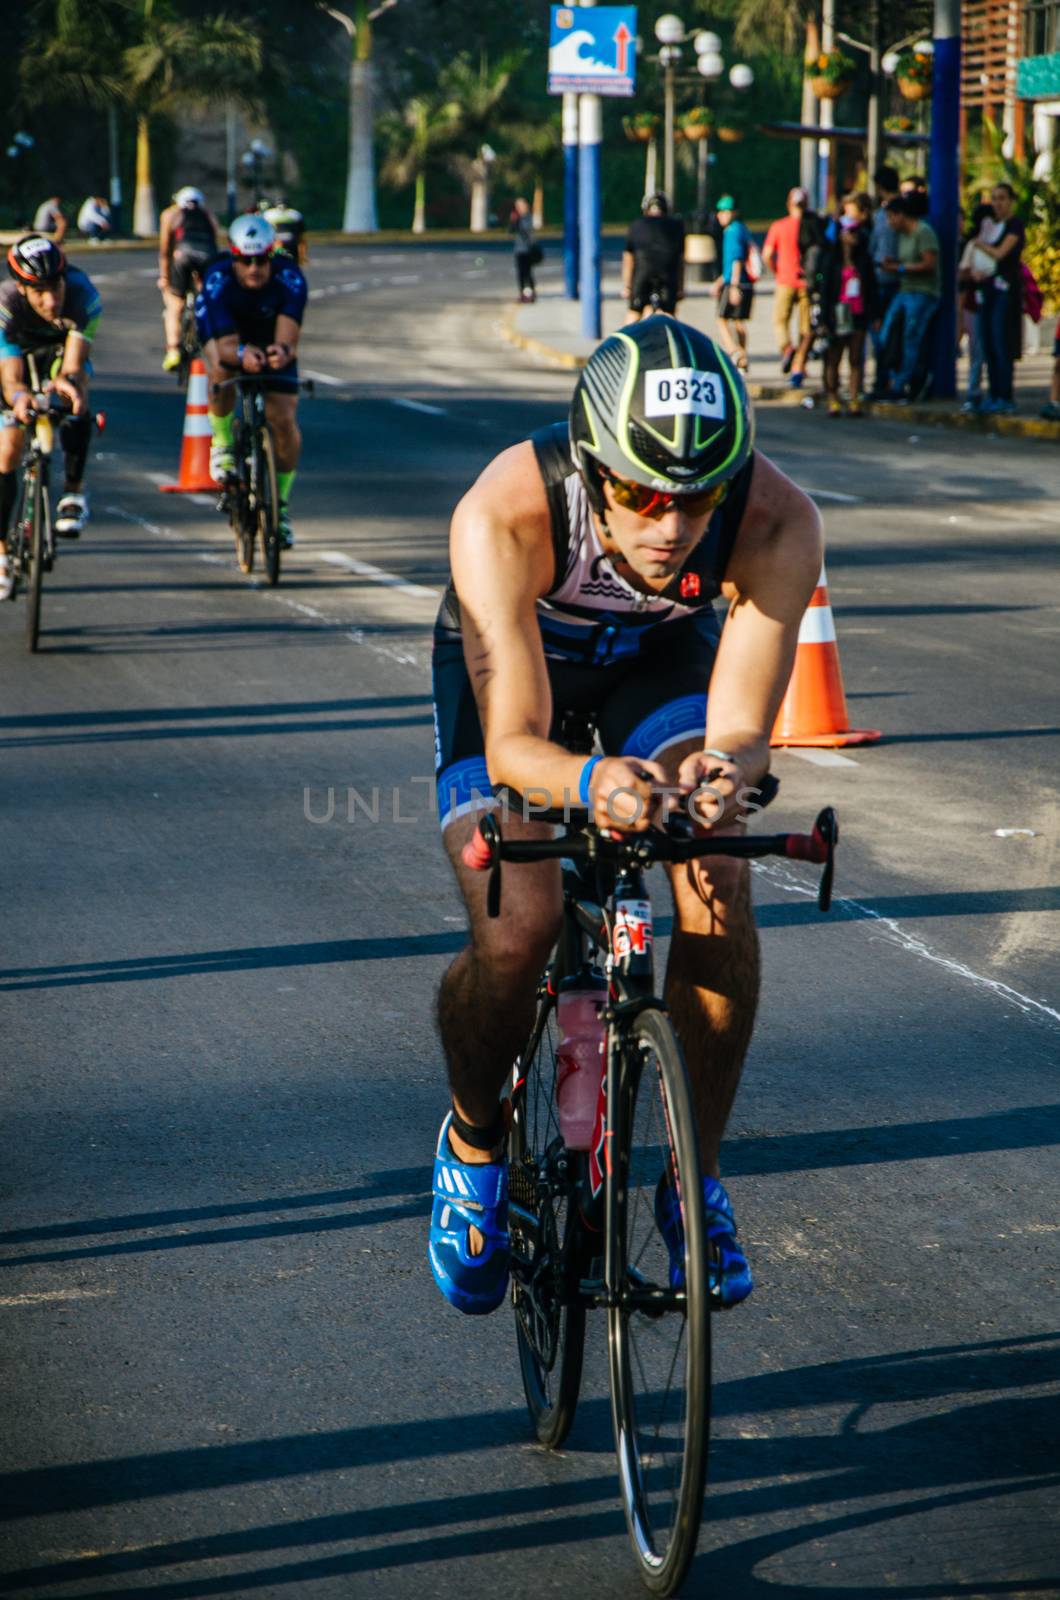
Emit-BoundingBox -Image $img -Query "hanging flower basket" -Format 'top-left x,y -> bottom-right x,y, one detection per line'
680,108 -> 715,142
716,126 -> 744,144
810,49 -> 856,101
895,50 -> 933,101
623,113 -> 659,144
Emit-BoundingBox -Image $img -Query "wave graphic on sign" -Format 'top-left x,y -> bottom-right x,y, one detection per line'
549,30 -> 616,75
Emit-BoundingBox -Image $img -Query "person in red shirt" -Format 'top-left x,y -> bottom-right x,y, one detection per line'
762,187 -> 811,387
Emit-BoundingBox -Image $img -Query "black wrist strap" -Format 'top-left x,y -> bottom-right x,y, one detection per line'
449,1104 -> 506,1153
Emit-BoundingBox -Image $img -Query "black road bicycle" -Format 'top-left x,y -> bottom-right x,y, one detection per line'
176,289 -> 200,390
464,773 -> 837,1596
3,392 -> 104,653
212,367 -> 312,587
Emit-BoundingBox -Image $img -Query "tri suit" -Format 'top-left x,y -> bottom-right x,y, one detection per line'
168,203 -> 218,299
194,253 -> 308,392
433,420 -> 755,827
0,264 -> 102,479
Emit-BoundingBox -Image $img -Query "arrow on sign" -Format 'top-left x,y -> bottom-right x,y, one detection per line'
613,21 -> 632,75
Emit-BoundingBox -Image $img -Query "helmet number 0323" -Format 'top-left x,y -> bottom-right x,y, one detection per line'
644,367 -> 725,421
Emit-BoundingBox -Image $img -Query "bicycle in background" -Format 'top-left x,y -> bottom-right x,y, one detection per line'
212,365 -> 312,586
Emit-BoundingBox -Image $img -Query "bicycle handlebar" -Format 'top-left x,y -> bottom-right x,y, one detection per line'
461,806 -> 839,915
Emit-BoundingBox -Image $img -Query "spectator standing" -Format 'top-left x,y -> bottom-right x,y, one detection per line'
973,181 -> 1026,414
876,196 -> 940,401
622,192 -> 685,319
819,192 -> 877,417
77,195 -> 112,242
957,201 -> 999,413
32,195 -> 67,244
714,194 -> 753,373
762,186 -> 811,386
509,197 -> 539,304
1041,315 -> 1060,421
900,174 -> 930,218
869,164 -> 901,394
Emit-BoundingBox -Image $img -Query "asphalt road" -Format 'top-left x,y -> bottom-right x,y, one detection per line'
1,242 -> 1058,1599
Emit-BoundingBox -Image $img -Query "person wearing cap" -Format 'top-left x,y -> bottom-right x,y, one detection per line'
762,187 -> 812,386
713,196 -> 753,373
622,192 -> 686,319
158,186 -> 221,373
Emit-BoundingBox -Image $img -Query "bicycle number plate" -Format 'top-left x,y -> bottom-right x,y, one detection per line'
613,899 -> 653,958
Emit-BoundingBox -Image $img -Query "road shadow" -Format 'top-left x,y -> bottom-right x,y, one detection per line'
1,1335 -> 1055,1596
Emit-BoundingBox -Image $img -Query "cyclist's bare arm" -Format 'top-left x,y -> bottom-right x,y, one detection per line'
158,207 -> 176,289
683,453 -> 821,807
1,355 -> 28,410
266,314 -> 300,369
50,332 -> 90,414
452,443 -> 663,828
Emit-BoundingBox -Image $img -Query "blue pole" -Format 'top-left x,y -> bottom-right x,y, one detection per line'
929,1 -> 961,400
563,93 -> 580,299
579,93 -> 602,340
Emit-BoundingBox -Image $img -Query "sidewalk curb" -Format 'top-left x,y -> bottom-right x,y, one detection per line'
499,306 -> 1060,440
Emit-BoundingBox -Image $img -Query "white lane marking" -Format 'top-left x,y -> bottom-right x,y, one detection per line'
756,859 -> 1060,1031
0,1288 -> 115,1307
302,369 -> 345,387
340,280 -> 362,291
391,397 -> 446,417
308,288 -> 324,300
143,471 -> 170,487
190,494 -> 214,507
461,268 -> 489,278
388,274 -> 420,285
317,549 -> 439,600
804,487 -> 863,504
788,749 -> 859,767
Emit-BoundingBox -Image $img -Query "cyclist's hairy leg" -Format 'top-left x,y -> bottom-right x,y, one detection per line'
264,392 -> 301,471
201,339 -> 236,421
162,288 -> 184,353
0,425 -> 25,541
438,808 -> 561,1251
658,737 -> 761,1178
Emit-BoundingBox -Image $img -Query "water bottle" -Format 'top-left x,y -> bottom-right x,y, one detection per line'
556,972 -> 607,1150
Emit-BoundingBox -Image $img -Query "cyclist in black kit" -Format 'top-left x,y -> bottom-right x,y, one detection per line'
0,235 -> 102,589
158,186 -> 220,373
263,199 -> 308,268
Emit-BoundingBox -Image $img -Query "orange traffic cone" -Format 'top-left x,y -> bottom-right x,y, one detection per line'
159,359 -> 216,493
771,564 -> 882,748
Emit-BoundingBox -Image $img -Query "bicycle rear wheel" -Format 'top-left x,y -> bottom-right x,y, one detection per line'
258,428 -> 280,587
509,984 -> 588,1449
607,1006 -> 710,1596
24,467 -> 45,653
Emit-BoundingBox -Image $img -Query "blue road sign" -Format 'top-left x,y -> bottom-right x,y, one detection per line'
548,5 -> 637,97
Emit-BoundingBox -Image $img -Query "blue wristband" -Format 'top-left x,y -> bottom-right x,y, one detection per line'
578,755 -> 602,806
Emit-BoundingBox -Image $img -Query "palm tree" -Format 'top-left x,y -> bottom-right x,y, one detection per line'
322,0 -> 400,234
124,0 -> 263,235
380,92 -> 460,232
497,114 -> 561,227
440,51 -> 524,231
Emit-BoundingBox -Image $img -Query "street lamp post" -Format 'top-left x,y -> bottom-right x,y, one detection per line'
6,132 -> 34,229
651,15 -> 752,209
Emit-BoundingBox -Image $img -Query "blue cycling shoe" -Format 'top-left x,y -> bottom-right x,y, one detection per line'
428,1112 -> 510,1316
654,1173 -> 753,1308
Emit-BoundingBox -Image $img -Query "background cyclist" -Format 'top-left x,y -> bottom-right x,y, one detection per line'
0,234 -> 102,593
263,198 -> 308,269
194,213 -> 307,549
428,318 -> 822,1318
158,186 -> 220,374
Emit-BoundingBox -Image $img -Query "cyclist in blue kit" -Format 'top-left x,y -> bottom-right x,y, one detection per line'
195,213 -> 307,548
428,317 -> 823,1317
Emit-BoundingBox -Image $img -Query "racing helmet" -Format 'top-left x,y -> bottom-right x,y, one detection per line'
228,213 -> 276,259
7,234 -> 66,286
569,317 -> 753,515
174,186 -> 205,209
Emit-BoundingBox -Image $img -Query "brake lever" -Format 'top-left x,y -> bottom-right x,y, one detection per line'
814,806 -> 839,913
480,812 -> 503,919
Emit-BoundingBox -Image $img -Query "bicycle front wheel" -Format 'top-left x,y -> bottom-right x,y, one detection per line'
607,1006 -> 710,1596
229,420 -> 254,575
258,428 -> 280,587
25,467 -> 45,653
509,986 -> 588,1449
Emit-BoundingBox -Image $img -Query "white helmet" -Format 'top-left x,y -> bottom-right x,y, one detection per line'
229,213 -> 276,259
174,186 -> 205,209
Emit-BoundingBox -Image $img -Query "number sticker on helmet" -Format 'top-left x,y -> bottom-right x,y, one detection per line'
645,367 -> 725,421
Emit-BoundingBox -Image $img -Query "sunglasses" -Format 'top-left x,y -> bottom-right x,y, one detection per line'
601,471 -> 728,521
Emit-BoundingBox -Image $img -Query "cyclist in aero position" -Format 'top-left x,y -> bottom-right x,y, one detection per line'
429,317 -> 823,1315
262,198 -> 308,268
0,236 -> 102,594
158,186 -> 220,373
195,213 -> 307,549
